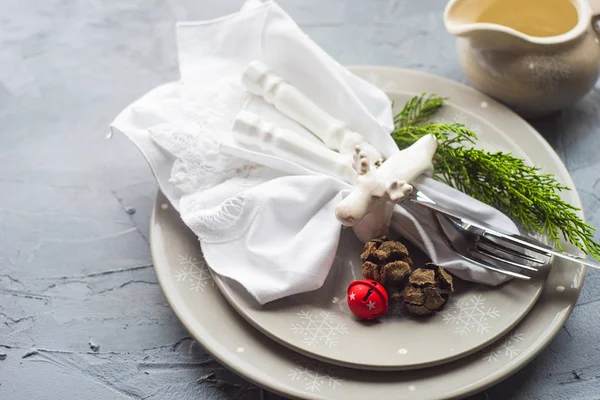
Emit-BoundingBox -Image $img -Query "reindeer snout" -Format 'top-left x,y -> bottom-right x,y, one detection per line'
334,204 -> 357,226
335,190 -> 372,226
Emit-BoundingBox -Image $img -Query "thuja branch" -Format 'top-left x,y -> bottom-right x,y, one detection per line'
391,93 -> 600,260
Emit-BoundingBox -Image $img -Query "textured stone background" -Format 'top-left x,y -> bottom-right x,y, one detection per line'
1,0 -> 600,399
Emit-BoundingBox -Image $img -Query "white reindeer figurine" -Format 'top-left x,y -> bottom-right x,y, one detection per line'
335,134 -> 437,242
236,60 -> 438,242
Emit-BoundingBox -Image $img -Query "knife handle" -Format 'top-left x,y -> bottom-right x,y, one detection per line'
232,110 -> 356,183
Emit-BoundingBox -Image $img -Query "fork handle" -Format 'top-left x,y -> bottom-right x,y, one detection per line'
242,60 -> 382,163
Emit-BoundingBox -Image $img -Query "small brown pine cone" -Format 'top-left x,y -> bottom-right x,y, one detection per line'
402,263 -> 454,316
360,237 -> 417,295
428,262 -> 454,292
422,287 -> 448,311
380,261 -> 412,287
362,261 -> 380,282
360,241 -> 379,263
403,285 -> 426,305
408,268 -> 436,288
373,240 -> 410,263
403,285 -> 432,316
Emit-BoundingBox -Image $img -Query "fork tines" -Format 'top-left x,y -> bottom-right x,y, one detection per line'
432,212 -> 550,280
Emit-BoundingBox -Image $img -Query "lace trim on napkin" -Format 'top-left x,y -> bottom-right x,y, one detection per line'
182,191 -> 260,243
178,167 -> 282,243
149,121 -> 254,192
148,118 -> 268,243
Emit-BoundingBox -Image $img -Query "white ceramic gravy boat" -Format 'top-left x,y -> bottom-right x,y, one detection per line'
444,0 -> 600,117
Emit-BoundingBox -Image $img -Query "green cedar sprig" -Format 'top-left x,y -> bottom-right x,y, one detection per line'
391,93 -> 600,261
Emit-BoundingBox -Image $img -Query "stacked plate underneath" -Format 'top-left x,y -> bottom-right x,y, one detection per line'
149,67 -> 585,400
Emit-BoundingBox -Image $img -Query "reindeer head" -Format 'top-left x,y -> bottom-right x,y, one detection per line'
334,146 -> 413,227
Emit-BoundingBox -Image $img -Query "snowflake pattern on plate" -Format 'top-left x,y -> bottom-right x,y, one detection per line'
451,111 -> 483,136
522,54 -> 570,93
291,310 -> 348,348
288,356 -> 342,392
174,254 -> 214,292
482,330 -> 525,362
442,294 -> 500,335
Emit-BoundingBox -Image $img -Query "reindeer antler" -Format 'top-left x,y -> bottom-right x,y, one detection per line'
387,179 -> 413,202
353,145 -> 371,176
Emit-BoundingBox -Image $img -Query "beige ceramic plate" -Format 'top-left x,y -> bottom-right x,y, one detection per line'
150,67 -> 585,399
211,90 -> 548,370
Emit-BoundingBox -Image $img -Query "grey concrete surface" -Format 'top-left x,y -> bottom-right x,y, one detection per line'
1,0 -> 600,399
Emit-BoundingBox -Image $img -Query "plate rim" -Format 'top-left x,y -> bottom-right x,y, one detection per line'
149,65 -> 586,399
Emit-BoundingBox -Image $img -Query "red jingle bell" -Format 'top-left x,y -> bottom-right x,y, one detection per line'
347,279 -> 389,320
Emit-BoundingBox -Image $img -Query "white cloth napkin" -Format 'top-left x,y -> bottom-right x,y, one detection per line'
110,0 -> 518,305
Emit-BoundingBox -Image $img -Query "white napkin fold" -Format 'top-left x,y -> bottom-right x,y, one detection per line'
110,0 -> 517,305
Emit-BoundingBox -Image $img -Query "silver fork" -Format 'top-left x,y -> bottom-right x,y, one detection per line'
407,189 -> 600,280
